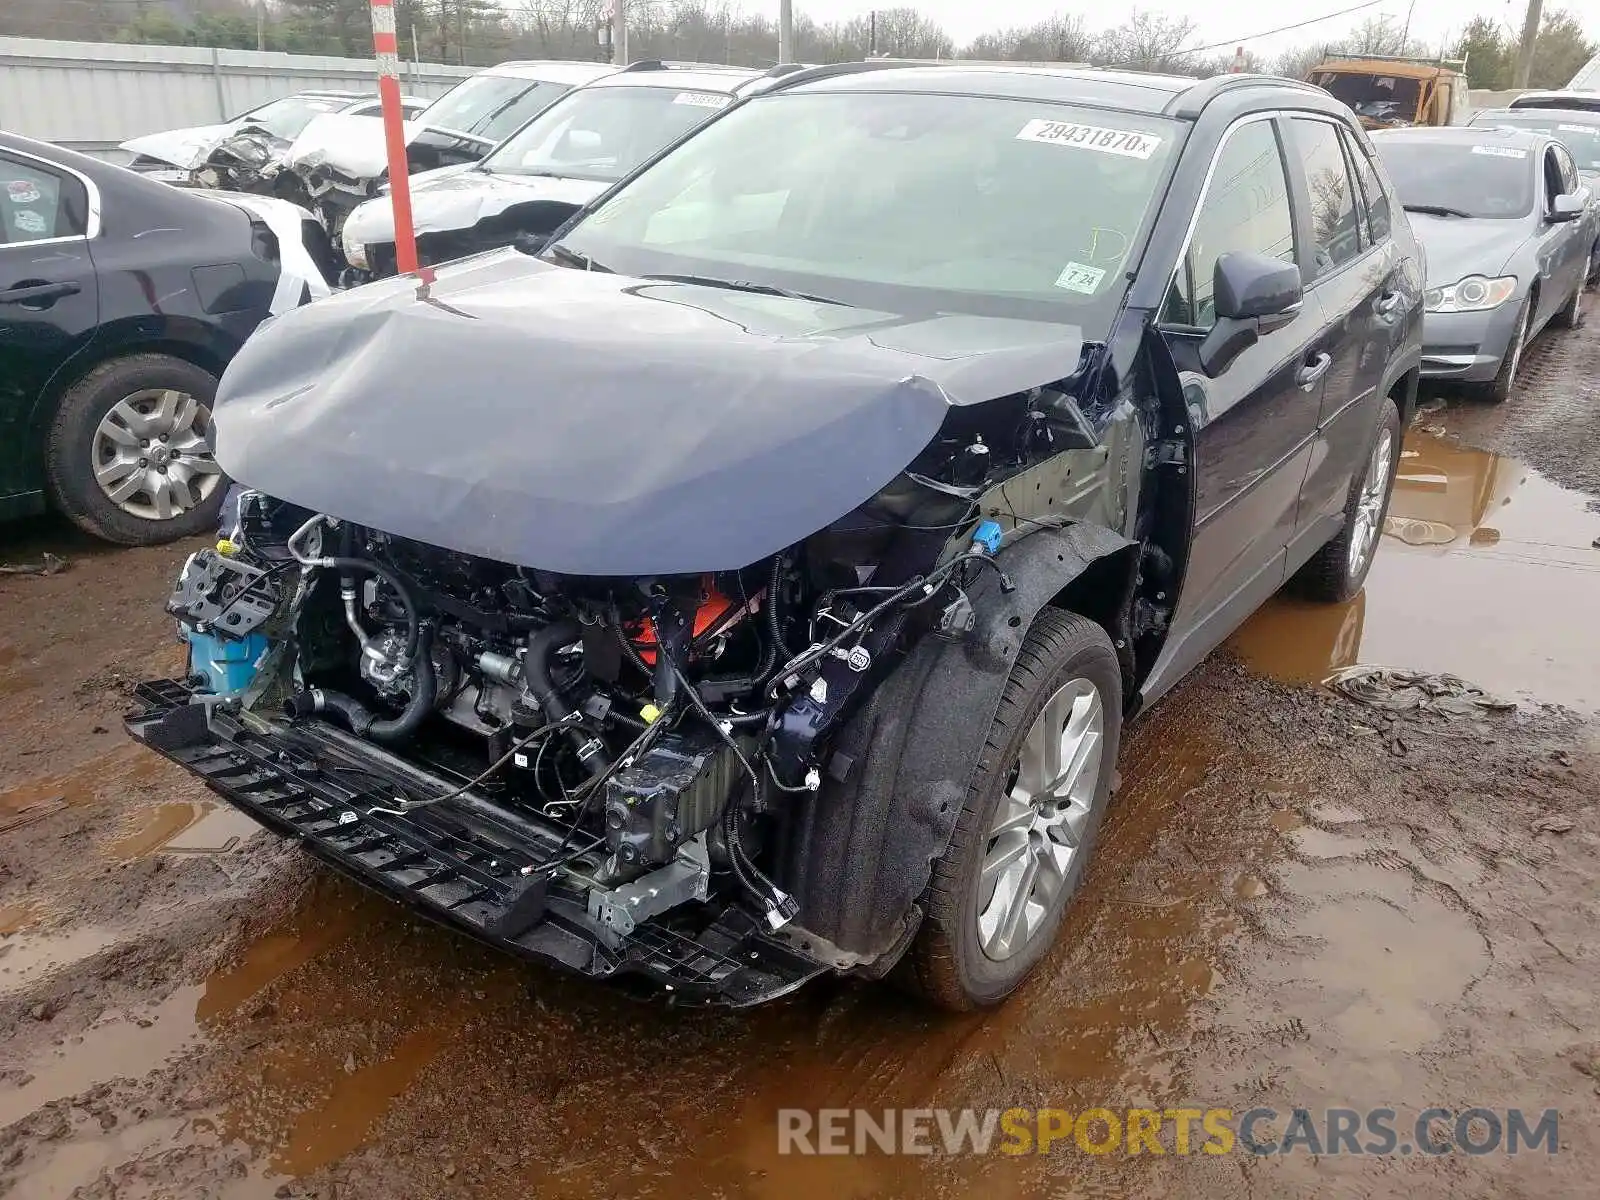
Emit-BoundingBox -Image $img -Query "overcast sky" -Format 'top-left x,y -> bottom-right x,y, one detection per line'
791,1 -> 1555,58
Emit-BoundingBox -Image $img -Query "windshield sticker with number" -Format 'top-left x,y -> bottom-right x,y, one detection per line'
1015,119 -> 1162,160
1470,145 -> 1527,158
1054,262 -> 1107,294
673,92 -> 730,109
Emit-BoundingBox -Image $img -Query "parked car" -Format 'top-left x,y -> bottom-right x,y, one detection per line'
285,60 -> 615,242
1469,105 -> 1600,283
1508,90 -> 1600,115
128,64 -> 1422,1011
1371,126 -> 1594,401
120,90 -> 426,195
1,132 -> 331,543
341,62 -> 793,279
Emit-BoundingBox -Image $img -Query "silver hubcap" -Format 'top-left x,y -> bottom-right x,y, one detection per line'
92,389 -> 220,521
977,677 -> 1105,962
1347,425 -> 1393,579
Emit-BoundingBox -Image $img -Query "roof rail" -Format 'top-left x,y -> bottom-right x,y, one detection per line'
756,59 -> 921,94
1166,72 -> 1328,119
1318,52 -> 1468,72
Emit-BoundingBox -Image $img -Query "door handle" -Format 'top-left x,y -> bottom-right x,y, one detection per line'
0,281 -> 82,308
1374,291 -> 1402,316
1297,352 -> 1332,390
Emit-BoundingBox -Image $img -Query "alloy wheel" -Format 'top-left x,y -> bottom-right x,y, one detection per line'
91,389 -> 221,522
977,676 -> 1105,961
1346,424 -> 1393,580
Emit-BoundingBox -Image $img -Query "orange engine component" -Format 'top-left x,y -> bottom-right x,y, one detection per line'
630,578 -> 748,666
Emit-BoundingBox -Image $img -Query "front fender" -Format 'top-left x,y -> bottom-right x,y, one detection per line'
777,522 -> 1138,964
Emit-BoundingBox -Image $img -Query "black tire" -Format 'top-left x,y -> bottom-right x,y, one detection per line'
1554,271 -> 1585,330
907,609 -> 1122,1011
1293,396 -> 1402,604
1477,294 -> 1532,405
45,353 -> 227,546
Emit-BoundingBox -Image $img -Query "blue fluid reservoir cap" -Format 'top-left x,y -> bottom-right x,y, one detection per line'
971,520 -> 1004,556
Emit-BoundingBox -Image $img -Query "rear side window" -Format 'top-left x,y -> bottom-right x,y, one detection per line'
1343,131 -> 1392,242
1289,118 -> 1362,276
1161,119 -> 1295,329
0,153 -> 89,245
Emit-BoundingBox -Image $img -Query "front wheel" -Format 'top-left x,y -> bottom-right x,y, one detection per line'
907,609 -> 1122,1011
1293,397 -> 1401,604
45,353 -> 227,545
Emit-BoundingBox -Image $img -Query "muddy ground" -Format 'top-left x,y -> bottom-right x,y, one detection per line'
3,312 -> 1599,1200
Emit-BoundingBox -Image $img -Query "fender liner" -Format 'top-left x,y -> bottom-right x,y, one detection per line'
777,522 -> 1139,962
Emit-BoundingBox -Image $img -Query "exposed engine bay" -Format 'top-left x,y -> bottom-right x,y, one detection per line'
146,461 -> 1042,997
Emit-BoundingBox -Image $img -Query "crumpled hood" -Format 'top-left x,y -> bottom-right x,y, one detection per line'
120,123 -> 236,169
343,167 -> 606,244
1409,214 -> 1531,286
213,251 -> 1087,575
284,112 -> 416,180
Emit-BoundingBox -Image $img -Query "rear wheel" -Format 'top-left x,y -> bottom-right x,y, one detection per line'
45,353 -> 227,545
908,609 -> 1122,1011
1294,397 -> 1401,603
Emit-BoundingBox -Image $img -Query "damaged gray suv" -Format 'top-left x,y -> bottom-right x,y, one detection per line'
128,64 -> 1422,1010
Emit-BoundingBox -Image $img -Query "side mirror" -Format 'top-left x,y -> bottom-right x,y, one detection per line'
1198,251 -> 1304,377
1549,189 -> 1588,222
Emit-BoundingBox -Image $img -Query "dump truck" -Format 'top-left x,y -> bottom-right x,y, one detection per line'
1307,54 -> 1472,130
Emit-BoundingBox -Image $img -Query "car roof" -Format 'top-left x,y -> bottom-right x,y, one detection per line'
584,63 -> 762,96
477,60 -> 618,85
1471,106 -> 1600,124
1371,125 -> 1551,151
769,63 -> 1335,120
1504,90 -> 1600,112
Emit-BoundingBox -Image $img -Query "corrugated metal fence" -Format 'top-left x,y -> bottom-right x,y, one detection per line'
0,36 -> 475,161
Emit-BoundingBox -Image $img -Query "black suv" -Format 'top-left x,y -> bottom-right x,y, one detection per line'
129,65 -> 1422,1010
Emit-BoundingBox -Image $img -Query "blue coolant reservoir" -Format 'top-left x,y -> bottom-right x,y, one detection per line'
183,628 -> 269,698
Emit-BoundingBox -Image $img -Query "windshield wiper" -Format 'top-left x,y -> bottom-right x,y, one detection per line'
640,273 -> 842,305
544,244 -> 611,272
1403,203 -> 1474,218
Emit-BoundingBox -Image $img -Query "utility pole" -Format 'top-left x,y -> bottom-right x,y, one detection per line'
1513,0 -> 1542,89
779,0 -> 794,65
612,0 -> 628,66
869,10 -> 877,58
256,1 -> 266,52
457,0 -> 467,66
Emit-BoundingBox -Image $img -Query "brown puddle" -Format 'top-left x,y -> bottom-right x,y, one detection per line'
105,801 -> 212,860
0,744 -> 169,818
1231,432 -> 1600,710
0,925 -> 120,999
0,986 -> 205,1127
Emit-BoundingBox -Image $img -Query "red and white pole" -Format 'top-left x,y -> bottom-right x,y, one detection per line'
369,0 -> 418,274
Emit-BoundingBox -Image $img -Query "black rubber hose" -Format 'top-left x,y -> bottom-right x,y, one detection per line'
283,628 -> 438,744
766,555 -> 791,659
526,620 -> 611,777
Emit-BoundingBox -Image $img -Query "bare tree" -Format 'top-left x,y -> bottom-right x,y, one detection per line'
1100,9 -> 1198,70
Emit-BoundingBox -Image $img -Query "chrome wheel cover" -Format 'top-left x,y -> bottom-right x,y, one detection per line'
977,676 -> 1105,962
91,389 -> 221,522
1347,423 -> 1393,580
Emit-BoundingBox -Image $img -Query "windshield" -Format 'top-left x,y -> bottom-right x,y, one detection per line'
238,95 -> 352,140
484,85 -> 732,182
1311,72 -> 1423,125
1471,113 -> 1600,172
416,76 -> 570,143
553,91 -> 1182,327
1373,139 -> 1535,218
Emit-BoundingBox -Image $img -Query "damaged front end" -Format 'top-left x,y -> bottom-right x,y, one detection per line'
127,256 -> 1162,1005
